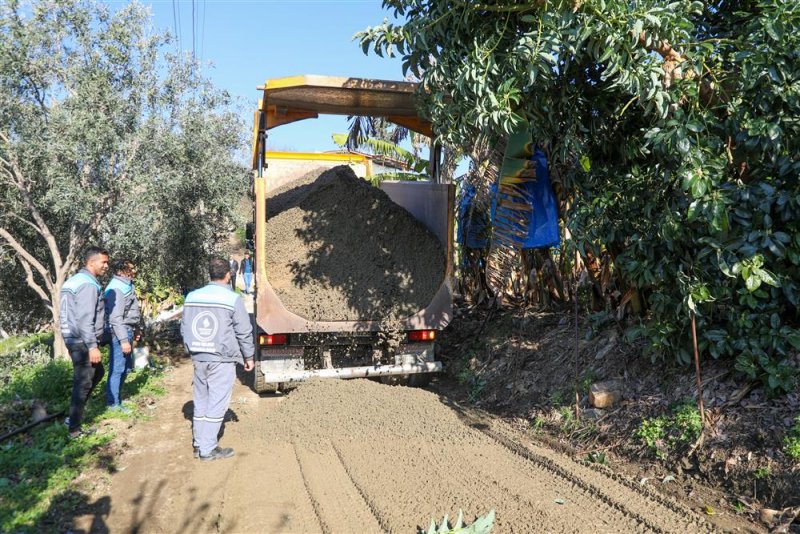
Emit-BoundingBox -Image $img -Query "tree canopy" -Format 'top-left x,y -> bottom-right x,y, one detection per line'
358,0 -> 800,392
0,0 -> 248,344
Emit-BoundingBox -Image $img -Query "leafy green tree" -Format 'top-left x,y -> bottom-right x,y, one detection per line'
0,0 -> 247,354
358,0 -> 800,392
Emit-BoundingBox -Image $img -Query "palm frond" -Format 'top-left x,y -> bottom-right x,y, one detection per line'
485,125 -> 540,299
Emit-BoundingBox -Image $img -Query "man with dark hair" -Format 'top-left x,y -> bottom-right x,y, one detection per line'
241,251 -> 253,295
181,256 -> 254,461
104,258 -> 141,413
60,246 -> 109,438
228,256 -> 238,292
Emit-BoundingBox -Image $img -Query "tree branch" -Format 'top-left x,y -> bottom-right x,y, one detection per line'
18,257 -> 53,309
5,212 -> 45,238
59,223 -> 84,282
0,228 -> 54,295
0,130 -> 64,271
639,32 -> 685,63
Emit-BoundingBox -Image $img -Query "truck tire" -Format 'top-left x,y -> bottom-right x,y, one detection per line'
253,364 -> 278,394
406,373 -> 431,388
381,374 -> 431,388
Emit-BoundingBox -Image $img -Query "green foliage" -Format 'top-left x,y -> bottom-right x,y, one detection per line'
0,424 -> 113,532
0,358 -> 168,531
558,406 -> 580,433
423,510 -> 495,534
753,465 -> 772,479
0,0 -> 248,332
529,416 -> 545,433
0,333 -> 52,356
784,417 -> 800,462
585,451 -> 608,465
636,416 -> 668,459
636,400 -> 702,459
333,131 -> 429,174
359,0 -> 800,394
0,360 -> 71,410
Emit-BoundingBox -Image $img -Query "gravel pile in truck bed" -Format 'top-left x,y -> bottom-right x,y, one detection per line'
265,165 -> 445,321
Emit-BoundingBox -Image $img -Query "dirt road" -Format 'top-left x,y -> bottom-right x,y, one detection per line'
68,359 -> 723,534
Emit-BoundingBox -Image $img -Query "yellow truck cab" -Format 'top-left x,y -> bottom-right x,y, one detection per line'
250,75 -> 454,393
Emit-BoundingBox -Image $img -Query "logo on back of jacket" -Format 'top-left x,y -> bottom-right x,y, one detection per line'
191,311 -> 219,350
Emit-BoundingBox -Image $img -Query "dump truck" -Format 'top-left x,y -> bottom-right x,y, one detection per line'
250,75 -> 454,393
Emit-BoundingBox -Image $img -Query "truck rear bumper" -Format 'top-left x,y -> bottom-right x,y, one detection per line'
257,343 -> 439,384
261,361 -> 442,383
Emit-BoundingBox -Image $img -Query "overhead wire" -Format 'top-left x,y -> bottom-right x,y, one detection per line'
191,0 -> 196,63
176,0 -> 183,56
201,0 -> 206,65
172,0 -> 180,52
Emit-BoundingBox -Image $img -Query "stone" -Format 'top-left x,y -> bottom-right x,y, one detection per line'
589,380 -> 623,409
581,408 -> 605,421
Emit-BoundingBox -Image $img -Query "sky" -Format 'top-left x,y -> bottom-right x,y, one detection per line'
139,0 -> 406,153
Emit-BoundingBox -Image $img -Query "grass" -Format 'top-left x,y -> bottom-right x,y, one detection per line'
0,333 -> 53,355
784,416 -> 800,462
0,335 -> 170,532
753,465 -> 772,479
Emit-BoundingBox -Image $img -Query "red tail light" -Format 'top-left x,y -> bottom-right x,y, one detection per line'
259,333 -> 288,346
408,330 -> 436,342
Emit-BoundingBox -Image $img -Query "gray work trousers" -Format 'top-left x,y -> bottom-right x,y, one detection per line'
192,360 -> 236,456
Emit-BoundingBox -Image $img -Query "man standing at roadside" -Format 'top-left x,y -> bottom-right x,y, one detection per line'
241,251 -> 253,295
181,257 -> 254,461
228,256 -> 238,292
60,247 -> 109,439
104,259 -> 141,413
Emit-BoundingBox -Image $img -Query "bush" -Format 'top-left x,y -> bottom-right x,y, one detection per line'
0,334 -> 57,392
0,360 -> 72,410
636,400 -> 702,459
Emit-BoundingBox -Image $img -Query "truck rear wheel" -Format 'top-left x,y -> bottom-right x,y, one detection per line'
380,374 -> 431,388
253,364 -> 278,394
405,373 -> 431,388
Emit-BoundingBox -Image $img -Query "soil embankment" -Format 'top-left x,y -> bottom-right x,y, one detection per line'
265,166 -> 445,322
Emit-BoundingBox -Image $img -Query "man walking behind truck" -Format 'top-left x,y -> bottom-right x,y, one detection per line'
241,251 -> 253,294
181,257 -> 255,461
60,246 -> 109,439
104,259 -> 141,413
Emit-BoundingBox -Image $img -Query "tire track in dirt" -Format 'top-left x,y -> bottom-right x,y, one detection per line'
293,441 -> 387,533
292,442 -> 330,534
474,422 -> 710,533
259,378 -> 715,533
332,434 -> 640,532
330,441 -> 396,533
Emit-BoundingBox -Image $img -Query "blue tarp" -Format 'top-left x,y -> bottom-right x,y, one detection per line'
457,182 -> 490,249
458,149 -> 560,250
516,149 -> 560,249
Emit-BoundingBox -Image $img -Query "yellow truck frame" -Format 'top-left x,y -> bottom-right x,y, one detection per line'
250,75 -> 453,393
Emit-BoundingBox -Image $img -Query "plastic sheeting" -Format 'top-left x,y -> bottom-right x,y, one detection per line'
458,149 -> 560,250
457,182 -> 490,249
510,149 -> 560,249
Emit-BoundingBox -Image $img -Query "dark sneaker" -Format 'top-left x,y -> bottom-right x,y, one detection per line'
193,446 -> 200,458
198,447 -> 234,461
